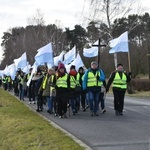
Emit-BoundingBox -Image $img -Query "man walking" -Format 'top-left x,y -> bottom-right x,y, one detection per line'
82,61 -> 105,116
106,64 -> 131,115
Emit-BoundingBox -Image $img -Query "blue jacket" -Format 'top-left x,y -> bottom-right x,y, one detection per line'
82,68 -> 105,91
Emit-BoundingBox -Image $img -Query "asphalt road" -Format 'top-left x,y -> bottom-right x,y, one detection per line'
17,93 -> 150,150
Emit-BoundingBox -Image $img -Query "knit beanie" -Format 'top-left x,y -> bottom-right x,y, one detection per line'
70,65 -> 76,70
58,63 -> 65,70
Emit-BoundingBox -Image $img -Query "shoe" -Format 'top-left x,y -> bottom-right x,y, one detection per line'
86,105 -> 89,109
90,111 -> 93,116
36,109 -> 40,112
119,112 -> 123,115
83,108 -> 86,112
63,114 -> 67,118
67,103 -> 71,108
94,113 -> 99,116
47,110 -> 52,114
101,109 -> 106,114
54,113 -> 58,117
29,102 -> 31,104
32,101 -> 36,104
115,110 -> 119,115
59,116 -> 63,119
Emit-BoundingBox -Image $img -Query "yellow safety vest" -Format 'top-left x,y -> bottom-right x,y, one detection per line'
113,72 -> 127,89
42,75 -> 48,89
70,76 -> 76,89
20,78 -> 24,85
18,75 -> 23,85
2,77 -> 7,83
50,75 -> 55,91
27,74 -> 31,80
7,77 -> 11,82
87,71 -> 102,87
43,74 -> 55,90
56,74 -> 68,88
76,73 -> 80,84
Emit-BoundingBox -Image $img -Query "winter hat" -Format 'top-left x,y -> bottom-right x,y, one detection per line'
91,61 -> 98,66
70,65 -> 76,70
58,63 -> 65,70
78,66 -> 84,72
117,63 -> 123,67
48,68 -> 54,72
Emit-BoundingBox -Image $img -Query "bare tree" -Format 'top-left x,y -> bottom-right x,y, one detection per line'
84,0 -> 139,36
27,9 -> 45,26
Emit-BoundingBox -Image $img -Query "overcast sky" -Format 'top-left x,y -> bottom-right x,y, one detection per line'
0,0 -> 89,62
0,0 -> 149,63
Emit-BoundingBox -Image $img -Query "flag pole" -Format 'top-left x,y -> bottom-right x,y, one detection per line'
114,53 -> 118,69
128,49 -> 131,72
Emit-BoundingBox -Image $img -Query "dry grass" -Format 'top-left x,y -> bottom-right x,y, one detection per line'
127,91 -> 150,99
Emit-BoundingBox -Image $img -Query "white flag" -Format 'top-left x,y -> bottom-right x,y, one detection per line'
63,46 -> 76,65
54,51 -> 65,66
35,43 -> 54,66
65,64 -> 72,73
71,53 -> 84,71
0,70 -> 3,78
22,62 -> 31,74
109,31 -> 129,53
14,52 -> 27,70
65,53 -> 84,73
8,63 -> 16,80
83,40 -> 98,57
26,62 -> 37,86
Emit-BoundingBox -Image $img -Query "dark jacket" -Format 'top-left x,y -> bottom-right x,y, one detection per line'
106,70 -> 131,91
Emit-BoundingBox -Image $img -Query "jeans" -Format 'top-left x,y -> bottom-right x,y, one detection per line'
88,91 -> 100,113
19,88 -> 24,100
46,96 -> 53,111
86,92 -> 89,106
70,97 -> 77,113
99,92 -> 105,110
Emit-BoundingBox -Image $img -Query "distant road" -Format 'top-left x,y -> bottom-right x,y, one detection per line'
19,93 -> 150,150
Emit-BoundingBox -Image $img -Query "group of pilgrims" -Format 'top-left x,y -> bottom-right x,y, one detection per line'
1,61 -> 108,118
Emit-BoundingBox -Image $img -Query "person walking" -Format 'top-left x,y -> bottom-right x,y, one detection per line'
68,65 -> 78,115
18,71 -> 25,101
82,61 -> 106,116
106,63 -> 131,115
76,66 -> 86,112
42,68 -> 56,114
31,69 -> 44,112
2,74 -> 8,90
55,63 -> 69,118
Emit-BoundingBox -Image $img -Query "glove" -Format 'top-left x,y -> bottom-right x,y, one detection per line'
128,72 -> 132,78
128,72 -> 132,76
106,88 -> 109,93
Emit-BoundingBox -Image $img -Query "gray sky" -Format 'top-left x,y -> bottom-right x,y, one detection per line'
0,0 -> 149,63
0,0 -> 88,62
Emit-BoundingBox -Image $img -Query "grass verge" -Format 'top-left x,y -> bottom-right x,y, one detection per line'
126,91 -> 150,99
0,89 -> 85,150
